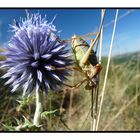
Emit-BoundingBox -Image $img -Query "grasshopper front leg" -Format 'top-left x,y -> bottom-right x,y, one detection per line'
48,65 -> 88,92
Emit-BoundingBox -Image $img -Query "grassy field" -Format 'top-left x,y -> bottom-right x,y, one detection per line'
0,51 -> 140,131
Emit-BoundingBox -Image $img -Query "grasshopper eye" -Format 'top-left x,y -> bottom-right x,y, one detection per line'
71,39 -> 74,44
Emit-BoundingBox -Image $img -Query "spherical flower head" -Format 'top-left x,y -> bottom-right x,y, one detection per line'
0,12 -> 72,96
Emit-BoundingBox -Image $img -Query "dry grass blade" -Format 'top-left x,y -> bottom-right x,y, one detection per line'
92,9 -> 105,131
95,9 -> 119,131
103,92 -> 140,131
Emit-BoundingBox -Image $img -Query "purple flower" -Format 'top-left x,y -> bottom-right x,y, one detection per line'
0,12 -> 72,96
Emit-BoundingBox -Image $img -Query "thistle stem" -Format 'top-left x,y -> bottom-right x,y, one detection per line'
33,88 -> 43,127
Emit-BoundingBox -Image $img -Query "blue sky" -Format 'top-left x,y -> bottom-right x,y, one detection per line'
0,9 -> 139,56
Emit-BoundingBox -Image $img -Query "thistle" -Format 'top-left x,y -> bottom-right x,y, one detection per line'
0,12 -> 72,127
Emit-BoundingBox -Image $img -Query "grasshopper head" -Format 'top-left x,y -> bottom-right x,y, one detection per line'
71,34 -> 89,50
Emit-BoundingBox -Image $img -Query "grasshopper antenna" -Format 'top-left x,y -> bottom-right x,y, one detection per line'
81,9 -> 106,65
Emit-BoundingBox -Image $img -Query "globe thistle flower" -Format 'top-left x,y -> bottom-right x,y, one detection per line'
0,12 -> 72,96
0,12 -> 73,127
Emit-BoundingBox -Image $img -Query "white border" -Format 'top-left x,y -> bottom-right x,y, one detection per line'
1,133 -> 140,140
0,0 -> 139,7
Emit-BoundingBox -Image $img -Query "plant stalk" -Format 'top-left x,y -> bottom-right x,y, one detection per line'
33,87 -> 43,127
95,9 -> 119,131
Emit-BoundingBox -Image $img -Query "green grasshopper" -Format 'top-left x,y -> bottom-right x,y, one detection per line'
71,35 -> 102,90
70,34 -> 103,121
53,35 -> 102,91
55,33 -> 103,91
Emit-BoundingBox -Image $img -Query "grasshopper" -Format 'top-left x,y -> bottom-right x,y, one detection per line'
52,36 -> 102,91
71,35 -> 102,90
